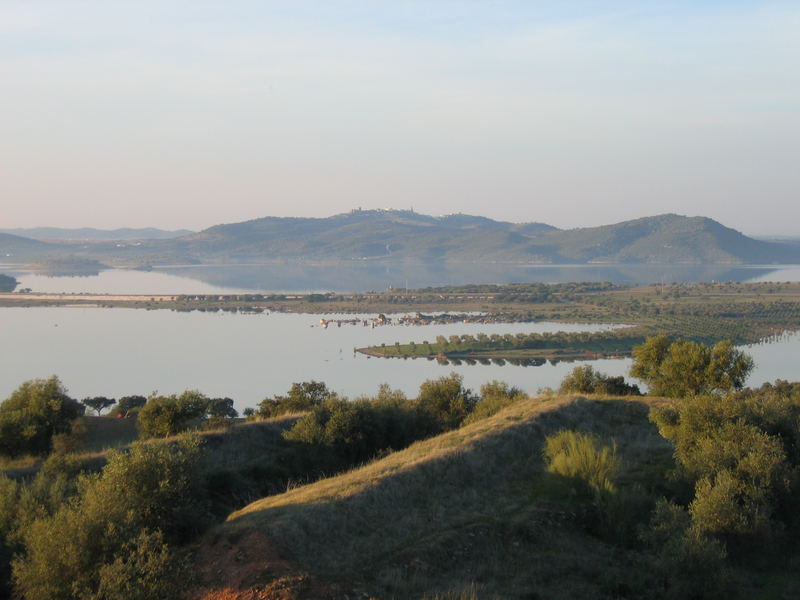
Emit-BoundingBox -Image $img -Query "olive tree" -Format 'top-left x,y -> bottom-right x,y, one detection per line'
0,377 -> 84,457
137,391 -> 209,438
630,336 -> 753,397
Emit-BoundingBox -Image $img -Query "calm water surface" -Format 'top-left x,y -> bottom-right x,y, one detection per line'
4,263 -> 800,295
1,307 -> 796,411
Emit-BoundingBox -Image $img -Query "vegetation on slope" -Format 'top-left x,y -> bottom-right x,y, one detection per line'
3,337 -> 800,599
203,394 -> 674,599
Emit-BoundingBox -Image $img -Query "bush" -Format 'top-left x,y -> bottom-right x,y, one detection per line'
116,395 -> 147,416
415,373 -> 477,432
464,381 -> 525,425
642,499 -> 733,600
93,530 -> 190,600
543,430 -> 619,497
284,386 -> 427,466
559,366 -> 641,396
649,384 -> 800,556
631,336 -> 753,397
0,376 -> 84,457
137,391 -> 209,438
12,437 -> 207,600
51,418 -> 89,454
256,381 -> 335,418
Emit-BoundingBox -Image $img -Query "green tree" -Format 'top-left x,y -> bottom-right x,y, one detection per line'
82,396 -> 116,416
630,335 -> 753,397
93,530 -> 190,600
415,373 -> 477,432
205,397 -> 238,420
464,380 -> 525,425
116,395 -> 147,416
649,391 -> 796,546
559,365 -> 640,396
0,376 -> 84,457
256,381 -> 334,418
12,437 -> 206,600
137,391 -> 209,438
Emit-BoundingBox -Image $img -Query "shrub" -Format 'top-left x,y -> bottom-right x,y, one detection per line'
93,530 -> 190,600
137,391 -> 209,438
0,376 -> 84,457
543,430 -> 619,497
12,437 -> 207,600
256,381 -> 334,418
559,366 -> 641,396
630,336 -> 753,397
51,418 -> 89,454
464,380 -> 525,425
415,373 -> 477,432
116,395 -> 147,416
649,384 -> 800,556
284,387 -> 427,465
642,499 -> 733,600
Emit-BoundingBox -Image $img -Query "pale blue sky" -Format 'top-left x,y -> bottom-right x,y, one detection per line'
1,1 -> 798,234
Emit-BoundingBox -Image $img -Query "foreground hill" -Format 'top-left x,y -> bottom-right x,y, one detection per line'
193,395 -> 674,599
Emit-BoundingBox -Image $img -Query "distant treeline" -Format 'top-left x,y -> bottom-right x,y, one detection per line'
0,274 -> 17,293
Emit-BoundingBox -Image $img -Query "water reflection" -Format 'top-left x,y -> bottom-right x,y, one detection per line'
0,307 -> 622,410
4,262 -> 800,295
0,306 -> 796,411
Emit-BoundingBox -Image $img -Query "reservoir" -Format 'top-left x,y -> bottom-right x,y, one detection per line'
3,263 -> 800,295
0,306 -> 796,411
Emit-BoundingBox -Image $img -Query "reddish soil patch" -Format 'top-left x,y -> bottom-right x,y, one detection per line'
190,530 -> 335,600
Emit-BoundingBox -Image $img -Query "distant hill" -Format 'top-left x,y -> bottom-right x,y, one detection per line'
173,209 -> 559,263
2,211 -> 798,265
166,210 -> 800,265
526,213 -> 794,264
0,227 -> 195,241
0,232 -> 59,261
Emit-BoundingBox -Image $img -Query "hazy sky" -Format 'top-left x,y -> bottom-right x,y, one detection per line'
2,1 -> 799,234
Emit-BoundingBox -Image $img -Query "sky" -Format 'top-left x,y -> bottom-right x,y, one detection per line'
1,1 -> 799,235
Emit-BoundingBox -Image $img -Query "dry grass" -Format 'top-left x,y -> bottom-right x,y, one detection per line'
203,394 -> 674,599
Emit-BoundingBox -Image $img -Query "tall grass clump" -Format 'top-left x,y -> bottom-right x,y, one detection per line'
543,430 -> 619,496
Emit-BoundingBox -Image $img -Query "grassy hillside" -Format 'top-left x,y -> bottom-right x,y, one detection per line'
194,395 -> 675,599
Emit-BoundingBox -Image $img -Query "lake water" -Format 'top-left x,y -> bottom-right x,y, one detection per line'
0,307 -> 797,411
3,263 -> 800,295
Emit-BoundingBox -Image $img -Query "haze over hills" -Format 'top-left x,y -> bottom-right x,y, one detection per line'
0,227 -> 195,241
1,210 -> 798,266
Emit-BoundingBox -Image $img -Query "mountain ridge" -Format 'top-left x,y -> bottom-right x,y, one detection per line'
0,227 -> 195,241
1,210 -> 797,265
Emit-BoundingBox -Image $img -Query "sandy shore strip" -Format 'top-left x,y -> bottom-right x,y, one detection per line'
0,293 -> 180,302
